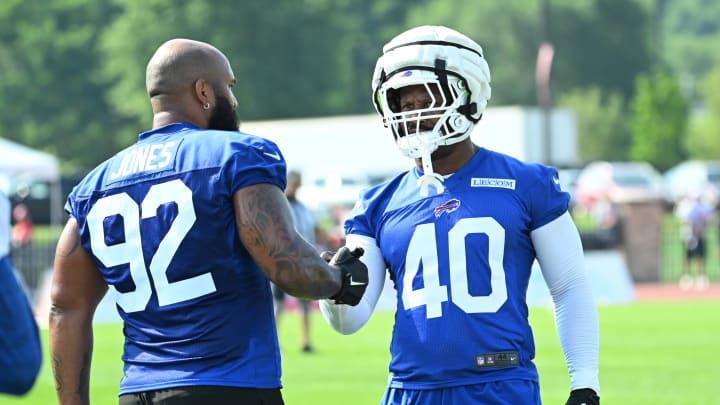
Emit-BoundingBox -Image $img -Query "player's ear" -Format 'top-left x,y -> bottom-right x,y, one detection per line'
194,79 -> 213,109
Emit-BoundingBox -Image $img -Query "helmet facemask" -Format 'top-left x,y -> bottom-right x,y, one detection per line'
378,70 -> 474,160
376,69 -> 475,196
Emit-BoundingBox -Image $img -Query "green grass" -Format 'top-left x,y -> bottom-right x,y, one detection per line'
3,301 -> 720,404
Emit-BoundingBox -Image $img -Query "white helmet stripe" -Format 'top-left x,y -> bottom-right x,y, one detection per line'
384,40 -> 484,59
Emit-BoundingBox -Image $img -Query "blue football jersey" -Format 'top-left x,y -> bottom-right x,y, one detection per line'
345,148 -> 569,389
65,123 -> 287,394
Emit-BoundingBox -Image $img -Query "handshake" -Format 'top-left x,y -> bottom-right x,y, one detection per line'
323,247 -> 369,306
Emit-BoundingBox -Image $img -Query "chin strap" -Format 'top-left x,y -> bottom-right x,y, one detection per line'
416,148 -> 445,196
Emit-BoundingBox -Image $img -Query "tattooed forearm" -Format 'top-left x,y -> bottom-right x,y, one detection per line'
77,347 -> 92,401
52,353 -> 63,392
51,349 -> 92,404
234,184 -> 341,297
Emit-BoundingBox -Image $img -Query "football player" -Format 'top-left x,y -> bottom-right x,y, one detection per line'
320,26 -> 600,405
50,38 -> 368,405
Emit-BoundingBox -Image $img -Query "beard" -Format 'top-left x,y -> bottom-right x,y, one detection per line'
208,94 -> 239,131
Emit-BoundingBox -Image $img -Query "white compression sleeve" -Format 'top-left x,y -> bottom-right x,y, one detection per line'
531,211 -> 600,395
319,234 -> 387,335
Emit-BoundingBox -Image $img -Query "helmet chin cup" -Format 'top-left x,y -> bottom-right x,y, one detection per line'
418,173 -> 445,196
396,130 -> 441,159
416,145 -> 445,197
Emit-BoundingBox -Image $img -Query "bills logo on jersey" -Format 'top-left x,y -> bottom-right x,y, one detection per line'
434,198 -> 461,218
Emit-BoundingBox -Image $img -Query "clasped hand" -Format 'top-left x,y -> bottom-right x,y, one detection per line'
324,247 -> 368,306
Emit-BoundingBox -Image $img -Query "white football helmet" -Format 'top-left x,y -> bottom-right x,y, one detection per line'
371,26 -> 492,195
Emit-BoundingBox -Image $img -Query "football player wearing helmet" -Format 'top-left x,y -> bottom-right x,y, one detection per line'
0,191 -> 42,396
321,26 -> 599,405
50,38 -> 368,405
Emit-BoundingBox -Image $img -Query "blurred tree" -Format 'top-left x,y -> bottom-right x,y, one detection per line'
550,0 -> 655,102
629,71 -> 688,170
100,0 -> 419,134
0,0 -> 711,170
326,0 -> 419,115
405,0 -> 541,106
685,66 -> 720,158
558,87 -> 629,162
0,0 -> 129,170
662,0 -> 720,104
404,0 -> 655,108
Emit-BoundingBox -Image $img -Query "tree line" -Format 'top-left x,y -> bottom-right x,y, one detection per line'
0,0 -> 718,172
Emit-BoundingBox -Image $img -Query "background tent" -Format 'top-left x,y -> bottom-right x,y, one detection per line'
0,137 -> 63,228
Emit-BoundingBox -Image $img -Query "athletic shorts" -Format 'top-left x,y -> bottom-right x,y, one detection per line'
118,386 -> 284,405
686,237 -> 706,259
380,379 -> 540,405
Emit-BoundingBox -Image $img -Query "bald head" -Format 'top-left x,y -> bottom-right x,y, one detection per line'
145,39 -> 238,130
146,39 -> 230,98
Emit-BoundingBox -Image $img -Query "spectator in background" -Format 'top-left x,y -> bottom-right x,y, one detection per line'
11,203 -> 33,247
272,170 -> 319,353
326,203 -> 354,251
0,191 -> 42,396
675,192 -> 714,290
590,195 -> 621,247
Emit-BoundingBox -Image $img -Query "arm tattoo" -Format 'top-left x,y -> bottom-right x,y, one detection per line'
52,353 -> 63,392
238,185 -> 337,296
77,348 -> 92,402
52,337 -> 92,404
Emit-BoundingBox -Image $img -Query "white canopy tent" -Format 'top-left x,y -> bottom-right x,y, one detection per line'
0,137 -> 63,228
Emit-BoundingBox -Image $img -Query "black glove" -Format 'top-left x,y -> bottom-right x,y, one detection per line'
566,388 -> 599,405
327,247 -> 368,306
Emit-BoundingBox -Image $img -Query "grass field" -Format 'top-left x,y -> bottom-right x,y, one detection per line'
3,300 -> 720,404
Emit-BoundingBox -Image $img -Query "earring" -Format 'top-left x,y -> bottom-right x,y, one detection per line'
203,102 -> 211,110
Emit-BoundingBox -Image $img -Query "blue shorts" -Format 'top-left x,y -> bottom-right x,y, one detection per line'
380,379 -> 540,405
0,256 -> 42,395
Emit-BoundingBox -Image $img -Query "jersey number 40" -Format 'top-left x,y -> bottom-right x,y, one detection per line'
402,218 -> 507,319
